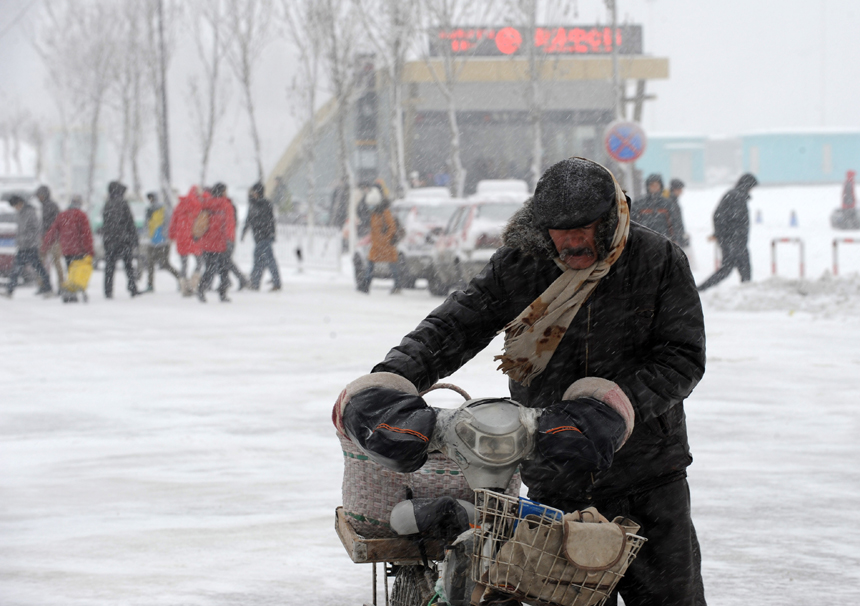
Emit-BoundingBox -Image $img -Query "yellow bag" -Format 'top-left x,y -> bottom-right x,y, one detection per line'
64,255 -> 93,292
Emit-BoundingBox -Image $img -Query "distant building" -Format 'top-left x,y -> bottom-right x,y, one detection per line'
266,24 -> 669,210
742,130 -> 860,185
638,130 -> 860,187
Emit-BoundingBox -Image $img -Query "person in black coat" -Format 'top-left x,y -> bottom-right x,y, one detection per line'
632,174 -> 688,246
334,158 -> 708,606
102,181 -> 140,298
241,182 -> 281,291
36,185 -> 64,292
697,173 -> 758,291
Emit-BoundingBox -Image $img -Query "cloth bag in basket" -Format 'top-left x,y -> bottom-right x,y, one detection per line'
339,432 -> 520,538
487,508 -> 640,606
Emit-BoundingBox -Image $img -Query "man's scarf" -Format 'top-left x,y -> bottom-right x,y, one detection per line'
495,173 -> 631,386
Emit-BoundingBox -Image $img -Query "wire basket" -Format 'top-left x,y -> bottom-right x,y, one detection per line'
471,490 -> 646,606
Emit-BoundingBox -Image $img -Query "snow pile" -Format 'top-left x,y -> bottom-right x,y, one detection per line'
699,272 -> 860,316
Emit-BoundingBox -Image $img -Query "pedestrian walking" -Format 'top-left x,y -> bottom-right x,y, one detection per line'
42,195 -> 95,302
241,182 -> 281,292
143,192 -> 181,292
1,195 -> 52,298
697,173 -> 758,291
196,188 -> 234,303
356,183 -> 401,294
102,181 -> 141,298
35,185 -> 64,292
211,183 -> 249,291
170,187 -> 203,295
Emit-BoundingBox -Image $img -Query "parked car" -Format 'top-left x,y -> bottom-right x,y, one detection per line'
0,199 -> 17,278
352,187 -> 461,289
0,189 -> 42,282
428,180 -> 530,296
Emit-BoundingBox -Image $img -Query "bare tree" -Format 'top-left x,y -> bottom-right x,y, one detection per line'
504,0 -> 578,189
111,0 -> 154,197
354,0 -> 420,198
281,0 -> 325,230
316,0 -> 362,253
224,0 -> 274,182
418,0 -> 503,197
23,119 -> 46,179
188,0 -> 231,186
36,0 -> 121,206
0,106 -> 29,175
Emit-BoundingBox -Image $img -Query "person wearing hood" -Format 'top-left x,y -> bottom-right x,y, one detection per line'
102,181 -> 140,298
2,195 -> 52,298
835,170 -> 860,229
35,185 -> 64,292
356,183 -> 401,294
241,182 -> 281,291
631,174 -> 688,246
697,173 -> 758,291
333,157 -> 707,606
195,186 -> 234,303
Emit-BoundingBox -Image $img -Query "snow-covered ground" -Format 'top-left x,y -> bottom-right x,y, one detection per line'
1,183 -> 860,605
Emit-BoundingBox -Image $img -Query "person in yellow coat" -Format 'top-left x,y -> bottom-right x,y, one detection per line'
358,183 -> 401,294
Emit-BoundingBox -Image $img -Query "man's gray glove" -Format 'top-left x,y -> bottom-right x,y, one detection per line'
332,372 -> 436,473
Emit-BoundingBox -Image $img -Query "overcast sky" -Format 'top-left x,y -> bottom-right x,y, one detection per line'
1,0 -> 859,193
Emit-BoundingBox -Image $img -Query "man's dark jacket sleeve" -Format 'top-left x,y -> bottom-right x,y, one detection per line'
372,254 -> 517,390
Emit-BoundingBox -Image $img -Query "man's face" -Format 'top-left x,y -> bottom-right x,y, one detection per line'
671,187 -> 683,198
548,220 -> 600,270
647,181 -> 662,195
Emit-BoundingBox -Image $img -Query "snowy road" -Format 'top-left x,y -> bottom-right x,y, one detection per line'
2,184 -> 860,605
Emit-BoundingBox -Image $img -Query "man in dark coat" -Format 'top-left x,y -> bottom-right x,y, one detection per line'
241,182 -> 281,291
102,181 -> 140,298
631,174 -> 688,246
2,195 -> 51,298
334,158 -> 707,606
697,173 -> 758,291
35,185 -> 64,292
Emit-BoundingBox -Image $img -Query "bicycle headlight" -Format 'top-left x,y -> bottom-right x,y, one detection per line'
443,398 -> 534,490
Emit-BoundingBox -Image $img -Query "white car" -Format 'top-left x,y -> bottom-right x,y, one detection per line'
0,200 -> 18,278
390,188 -> 462,288
429,180 -> 530,296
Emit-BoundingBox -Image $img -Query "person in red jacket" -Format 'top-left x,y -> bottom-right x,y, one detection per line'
196,188 -> 234,302
170,187 -> 203,293
41,196 -> 95,302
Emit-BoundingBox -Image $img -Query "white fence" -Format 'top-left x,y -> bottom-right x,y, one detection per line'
275,224 -> 342,271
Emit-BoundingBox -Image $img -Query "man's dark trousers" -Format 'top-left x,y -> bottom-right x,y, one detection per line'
250,239 -> 281,289
698,242 -> 750,290
561,478 -> 706,606
199,251 -> 229,298
7,248 -> 51,294
104,248 -> 137,297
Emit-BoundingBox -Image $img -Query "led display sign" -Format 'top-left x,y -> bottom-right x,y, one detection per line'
429,25 -> 642,57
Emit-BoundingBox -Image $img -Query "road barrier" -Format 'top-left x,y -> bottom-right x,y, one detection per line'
832,237 -> 860,276
771,237 -> 805,278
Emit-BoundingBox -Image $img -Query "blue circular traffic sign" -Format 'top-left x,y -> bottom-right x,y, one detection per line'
604,121 -> 647,163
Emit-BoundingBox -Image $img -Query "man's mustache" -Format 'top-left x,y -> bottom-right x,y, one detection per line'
559,246 -> 595,261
